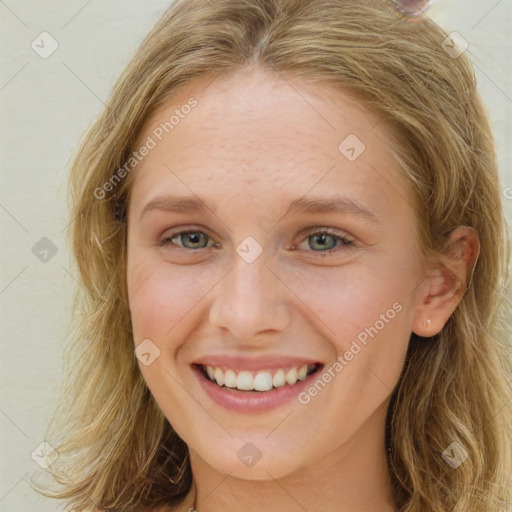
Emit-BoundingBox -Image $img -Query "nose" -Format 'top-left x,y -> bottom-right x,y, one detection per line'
208,251 -> 291,341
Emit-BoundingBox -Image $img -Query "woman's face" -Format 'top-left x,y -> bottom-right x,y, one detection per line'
126,67 -> 428,479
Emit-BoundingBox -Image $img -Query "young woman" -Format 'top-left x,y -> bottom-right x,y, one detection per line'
33,1 -> 512,510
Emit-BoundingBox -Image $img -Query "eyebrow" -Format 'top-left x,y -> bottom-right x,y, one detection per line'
139,193 -> 379,223
285,196 -> 379,223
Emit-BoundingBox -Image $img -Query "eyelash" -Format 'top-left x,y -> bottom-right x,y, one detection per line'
159,227 -> 355,257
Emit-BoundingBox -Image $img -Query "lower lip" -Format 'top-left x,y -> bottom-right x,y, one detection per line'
192,364 -> 322,413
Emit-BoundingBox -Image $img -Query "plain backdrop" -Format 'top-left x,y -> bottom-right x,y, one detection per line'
1,1 -> 511,510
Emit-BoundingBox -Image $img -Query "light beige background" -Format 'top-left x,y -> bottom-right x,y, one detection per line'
1,1 -> 511,510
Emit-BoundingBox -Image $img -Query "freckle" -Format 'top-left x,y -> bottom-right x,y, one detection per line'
243,177 -> 256,186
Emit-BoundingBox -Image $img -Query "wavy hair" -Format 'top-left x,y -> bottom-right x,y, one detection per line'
32,0 -> 511,510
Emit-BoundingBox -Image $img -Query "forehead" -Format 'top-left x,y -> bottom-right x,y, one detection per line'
129,68 -> 415,220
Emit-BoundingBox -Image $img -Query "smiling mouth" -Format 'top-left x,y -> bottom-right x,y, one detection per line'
197,363 -> 322,392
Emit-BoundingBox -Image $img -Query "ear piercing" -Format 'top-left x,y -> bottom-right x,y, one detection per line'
425,318 -> 432,327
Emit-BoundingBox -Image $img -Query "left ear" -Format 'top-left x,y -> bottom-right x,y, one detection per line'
412,226 -> 480,337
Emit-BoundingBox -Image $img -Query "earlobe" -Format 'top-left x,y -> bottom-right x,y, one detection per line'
412,226 -> 480,338
412,265 -> 461,337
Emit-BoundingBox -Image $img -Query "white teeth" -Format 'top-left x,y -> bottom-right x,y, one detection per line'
214,367 -> 224,386
272,369 -> 286,388
224,369 -> 237,388
236,371 -> 254,390
254,372 -> 273,391
286,367 -> 297,385
297,365 -> 308,380
203,364 -> 314,392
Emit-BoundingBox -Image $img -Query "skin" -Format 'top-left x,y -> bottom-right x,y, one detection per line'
126,66 -> 479,512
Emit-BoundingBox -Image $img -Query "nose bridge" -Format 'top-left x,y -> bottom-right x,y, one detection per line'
208,249 -> 290,338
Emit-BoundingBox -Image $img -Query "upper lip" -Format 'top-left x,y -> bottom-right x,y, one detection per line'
192,354 -> 322,372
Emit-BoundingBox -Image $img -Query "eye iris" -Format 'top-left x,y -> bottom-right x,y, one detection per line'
309,233 -> 337,251
170,231 -> 347,251
181,232 -> 207,249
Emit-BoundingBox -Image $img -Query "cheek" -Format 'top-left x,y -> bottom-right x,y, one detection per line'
127,256 -> 204,343
292,257 -> 414,394
292,254 -> 412,337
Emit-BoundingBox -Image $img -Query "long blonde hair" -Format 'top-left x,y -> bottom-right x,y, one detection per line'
32,0 -> 512,510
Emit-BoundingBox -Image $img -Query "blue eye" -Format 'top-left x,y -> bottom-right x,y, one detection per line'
160,230 -> 215,250
298,229 -> 355,255
159,228 -> 355,255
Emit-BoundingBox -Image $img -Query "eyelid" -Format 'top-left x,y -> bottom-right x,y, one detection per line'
292,228 -> 356,256
296,225 -> 354,241
159,225 -> 356,256
159,227 -> 218,250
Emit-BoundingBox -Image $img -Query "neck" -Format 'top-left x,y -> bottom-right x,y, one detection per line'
181,402 -> 398,512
